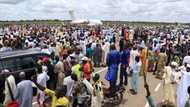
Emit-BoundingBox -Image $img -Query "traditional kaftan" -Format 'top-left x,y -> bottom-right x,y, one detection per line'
163,66 -> 175,105
177,71 -> 190,107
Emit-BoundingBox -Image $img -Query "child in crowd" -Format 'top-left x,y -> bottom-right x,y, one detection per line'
92,73 -> 104,107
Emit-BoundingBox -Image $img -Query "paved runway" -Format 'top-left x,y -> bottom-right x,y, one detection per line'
33,67 -> 173,107
95,67 -> 163,107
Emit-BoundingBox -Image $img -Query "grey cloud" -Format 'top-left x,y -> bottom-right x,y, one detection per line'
0,0 -> 189,22
0,0 -> 26,4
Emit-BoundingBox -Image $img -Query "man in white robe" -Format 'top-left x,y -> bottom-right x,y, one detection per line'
3,70 -> 16,106
54,58 -> 65,88
129,46 -> 139,69
163,63 -> 176,105
63,74 -> 78,97
183,51 -> 190,65
177,64 -> 190,107
14,72 -> 33,107
102,41 -> 110,66
37,66 -> 49,106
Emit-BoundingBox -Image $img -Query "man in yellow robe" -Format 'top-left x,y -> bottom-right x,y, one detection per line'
139,41 -> 148,75
156,48 -> 167,79
147,47 -> 155,72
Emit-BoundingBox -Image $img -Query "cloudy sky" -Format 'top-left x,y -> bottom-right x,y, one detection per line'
0,0 -> 190,22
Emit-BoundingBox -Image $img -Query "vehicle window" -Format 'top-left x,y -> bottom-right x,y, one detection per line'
0,55 -> 48,72
16,57 -> 36,70
2,59 -> 17,71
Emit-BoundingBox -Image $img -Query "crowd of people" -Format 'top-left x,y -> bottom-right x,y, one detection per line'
0,23 -> 190,107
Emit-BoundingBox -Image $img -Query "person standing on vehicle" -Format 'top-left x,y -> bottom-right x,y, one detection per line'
130,56 -> 142,95
119,44 -> 130,86
105,44 -> 120,94
14,72 -> 33,107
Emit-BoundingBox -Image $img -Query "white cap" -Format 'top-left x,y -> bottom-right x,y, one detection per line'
187,64 -> 190,68
82,56 -> 88,61
2,69 -> 9,73
171,61 -> 178,67
70,53 -> 76,58
42,65 -> 48,72
19,72 -> 26,78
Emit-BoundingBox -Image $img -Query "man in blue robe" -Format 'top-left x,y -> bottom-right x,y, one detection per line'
14,72 -> 33,107
119,45 -> 130,86
105,44 -> 120,94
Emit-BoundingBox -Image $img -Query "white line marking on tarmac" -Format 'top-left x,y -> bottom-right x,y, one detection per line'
154,83 -> 161,92
145,102 -> 149,107
32,102 -> 37,105
144,82 -> 161,107
96,67 -> 107,74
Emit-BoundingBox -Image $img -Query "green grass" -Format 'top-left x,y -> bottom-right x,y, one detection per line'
0,19 -> 188,27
